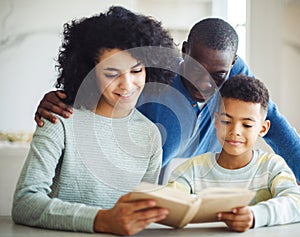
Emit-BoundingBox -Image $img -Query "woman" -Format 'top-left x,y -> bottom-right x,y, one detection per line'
12,6 -> 177,236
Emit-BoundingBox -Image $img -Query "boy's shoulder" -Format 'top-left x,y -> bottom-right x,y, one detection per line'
256,149 -> 284,161
255,149 -> 288,168
174,152 -> 216,171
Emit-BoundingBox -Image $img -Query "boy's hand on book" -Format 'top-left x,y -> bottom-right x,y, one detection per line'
94,193 -> 169,236
217,206 -> 254,232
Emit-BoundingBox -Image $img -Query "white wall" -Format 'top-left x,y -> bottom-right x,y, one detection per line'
247,0 -> 300,132
0,0 -> 143,133
281,1 -> 300,131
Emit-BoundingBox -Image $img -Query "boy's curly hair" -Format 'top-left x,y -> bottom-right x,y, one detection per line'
220,74 -> 269,113
55,6 -> 178,106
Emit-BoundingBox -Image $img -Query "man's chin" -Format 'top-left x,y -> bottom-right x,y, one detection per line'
192,93 -> 214,103
193,97 -> 205,103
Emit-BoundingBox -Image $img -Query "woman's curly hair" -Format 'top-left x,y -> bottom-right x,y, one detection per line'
55,6 -> 178,106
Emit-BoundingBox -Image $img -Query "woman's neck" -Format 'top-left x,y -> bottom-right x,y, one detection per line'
94,103 -> 132,118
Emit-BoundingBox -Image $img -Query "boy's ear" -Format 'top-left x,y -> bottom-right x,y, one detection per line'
259,120 -> 271,137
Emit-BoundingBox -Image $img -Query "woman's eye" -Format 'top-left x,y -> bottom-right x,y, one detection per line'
104,74 -> 118,79
132,68 -> 143,73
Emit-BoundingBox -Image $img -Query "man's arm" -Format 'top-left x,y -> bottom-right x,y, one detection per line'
35,91 -> 73,126
228,56 -> 254,78
264,100 -> 300,182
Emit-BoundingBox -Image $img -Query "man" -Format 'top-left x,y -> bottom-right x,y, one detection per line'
35,18 -> 300,182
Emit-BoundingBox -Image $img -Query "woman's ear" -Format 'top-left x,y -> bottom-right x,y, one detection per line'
259,120 -> 271,137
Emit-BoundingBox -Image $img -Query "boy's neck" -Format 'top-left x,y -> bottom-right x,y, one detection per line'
217,150 -> 253,170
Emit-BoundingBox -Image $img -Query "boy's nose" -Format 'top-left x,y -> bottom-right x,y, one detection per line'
229,125 -> 241,136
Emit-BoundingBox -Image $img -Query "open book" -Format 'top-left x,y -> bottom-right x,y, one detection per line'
129,182 -> 255,228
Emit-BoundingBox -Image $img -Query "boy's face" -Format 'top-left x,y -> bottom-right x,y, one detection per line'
181,42 -> 235,102
214,98 -> 270,157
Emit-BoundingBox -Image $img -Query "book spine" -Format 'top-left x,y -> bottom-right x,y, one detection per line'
177,198 -> 202,228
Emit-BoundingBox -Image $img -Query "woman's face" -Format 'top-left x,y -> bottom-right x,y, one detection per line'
95,49 -> 146,118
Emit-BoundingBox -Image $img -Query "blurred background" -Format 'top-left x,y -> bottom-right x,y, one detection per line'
0,0 -> 299,135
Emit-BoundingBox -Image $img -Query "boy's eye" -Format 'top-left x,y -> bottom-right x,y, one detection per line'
221,120 -> 230,125
244,124 -> 253,128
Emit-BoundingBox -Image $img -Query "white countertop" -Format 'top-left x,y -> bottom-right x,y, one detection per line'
1,216 -> 300,237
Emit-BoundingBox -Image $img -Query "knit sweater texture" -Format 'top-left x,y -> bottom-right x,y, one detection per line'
12,108 -> 162,232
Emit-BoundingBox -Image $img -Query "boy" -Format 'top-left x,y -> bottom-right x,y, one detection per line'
168,75 -> 300,232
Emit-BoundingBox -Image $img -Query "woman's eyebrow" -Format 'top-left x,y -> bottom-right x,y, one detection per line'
103,62 -> 142,72
103,67 -> 119,72
131,62 -> 142,68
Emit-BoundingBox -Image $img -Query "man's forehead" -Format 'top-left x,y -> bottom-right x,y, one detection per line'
188,48 -> 231,67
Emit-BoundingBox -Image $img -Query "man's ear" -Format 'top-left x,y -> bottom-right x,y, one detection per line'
182,41 -> 188,56
259,120 -> 271,137
231,54 -> 238,68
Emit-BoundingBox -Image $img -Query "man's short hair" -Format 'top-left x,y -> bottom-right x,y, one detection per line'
188,18 -> 239,56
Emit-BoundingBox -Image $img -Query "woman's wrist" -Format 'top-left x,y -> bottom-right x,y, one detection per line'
94,209 -> 111,233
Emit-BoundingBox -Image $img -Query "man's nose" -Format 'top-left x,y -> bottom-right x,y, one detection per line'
195,73 -> 213,91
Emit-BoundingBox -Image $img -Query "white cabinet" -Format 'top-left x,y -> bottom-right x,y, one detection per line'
0,143 -> 29,215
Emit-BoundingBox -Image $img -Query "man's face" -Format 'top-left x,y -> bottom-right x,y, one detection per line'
181,43 -> 235,102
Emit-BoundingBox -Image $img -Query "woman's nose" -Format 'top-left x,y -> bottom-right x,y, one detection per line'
119,73 -> 133,92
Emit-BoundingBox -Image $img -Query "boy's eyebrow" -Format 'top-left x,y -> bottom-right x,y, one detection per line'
220,112 -> 232,118
104,62 -> 142,72
220,112 -> 256,122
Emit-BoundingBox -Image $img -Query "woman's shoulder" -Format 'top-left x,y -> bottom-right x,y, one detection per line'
132,109 -> 161,138
36,109 -> 85,134
133,108 -> 155,125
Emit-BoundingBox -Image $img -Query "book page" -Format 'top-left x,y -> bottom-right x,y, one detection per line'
191,187 -> 255,223
130,182 -> 201,228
